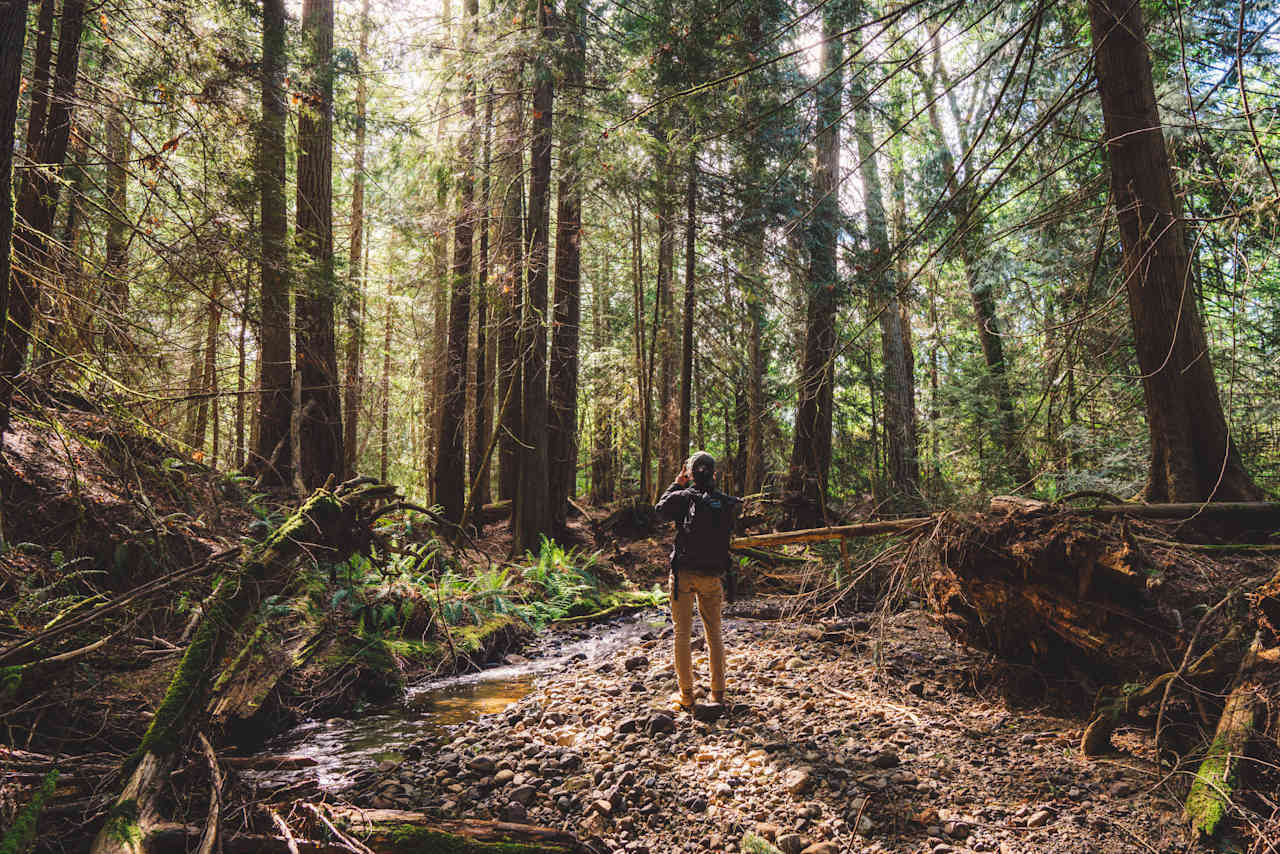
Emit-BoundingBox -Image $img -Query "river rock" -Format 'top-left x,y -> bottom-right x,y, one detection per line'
509,784 -> 537,805
647,711 -> 675,734
801,843 -> 839,854
625,654 -> 649,672
502,801 -> 529,823
495,768 -> 515,785
468,755 -> 497,775
784,768 -> 814,795
777,832 -> 808,854
872,750 -> 900,769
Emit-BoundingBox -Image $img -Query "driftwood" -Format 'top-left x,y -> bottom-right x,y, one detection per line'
89,478 -> 403,854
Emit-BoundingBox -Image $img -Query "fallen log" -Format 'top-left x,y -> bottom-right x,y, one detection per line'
730,517 -> 934,550
1185,633 -> 1265,837
147,809 -> 589,853
89,479 -> 398,854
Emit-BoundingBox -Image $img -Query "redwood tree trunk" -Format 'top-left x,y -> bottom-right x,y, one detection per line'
786,1 -> 843,530
549,0 -> 585,528
295,0 -> 344,489
1086,0 -> 1260,502
254,0 -> 293,486
2,0 -> 85,426
513,0 -> 554,553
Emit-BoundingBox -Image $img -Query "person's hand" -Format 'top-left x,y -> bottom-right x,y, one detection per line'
676,465 -> 691,487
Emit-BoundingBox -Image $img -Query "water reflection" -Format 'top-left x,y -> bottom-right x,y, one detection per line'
247,611 -> 665,791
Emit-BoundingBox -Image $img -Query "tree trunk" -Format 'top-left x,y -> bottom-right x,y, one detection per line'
494,63 -> 525,503
343,0 -> 372,480
655,166 -> 678,488
1086,0 -> 1261,502
295,0 -> 344,490
679,149 -> 697,460
236,285 -> 247,470
917,43 -> 1032,489
590,262 -> 614,504
853,55 -> 919,509
1,0 -> 85,428
89,485 -> 390,854
549,0 -> 585,528
631,200 -> 652,500
786,1 -> 843,530
254,0 -> 293,487
103,54 -> 130,351
513,1 -> 554,553
435,0 -> 480,522
379,287 -> 392,482
193,286 -> 222,455
469,89 -> 495,510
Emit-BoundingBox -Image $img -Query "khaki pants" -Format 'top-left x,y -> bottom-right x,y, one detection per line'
671,571 -> 725,706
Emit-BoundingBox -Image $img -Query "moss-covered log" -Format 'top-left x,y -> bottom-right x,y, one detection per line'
1185,634 -> 1266,838
148,812 -> 588,853
90,482 -> 389,854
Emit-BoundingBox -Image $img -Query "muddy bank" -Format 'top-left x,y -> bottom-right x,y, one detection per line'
337,605 -> 1186,854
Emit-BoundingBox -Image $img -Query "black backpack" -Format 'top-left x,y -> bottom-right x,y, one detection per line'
680,490 -> 735,571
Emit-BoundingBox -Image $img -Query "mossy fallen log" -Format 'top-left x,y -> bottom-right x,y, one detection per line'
89,480 -> 397,854
1185,634 -> 1266,838
148,811 -> 589,854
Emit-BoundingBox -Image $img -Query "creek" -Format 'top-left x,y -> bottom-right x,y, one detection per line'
246,609 -> 668,790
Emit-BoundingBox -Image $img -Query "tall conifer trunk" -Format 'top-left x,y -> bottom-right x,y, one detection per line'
343,0 -> 372,480
295,0 -> 344,489
2,0 -> 85,428
786,0 -> 844,529
853,48 -> 919,508
254,0 -> 293,486
513,0 -> 555,553
0,3 -> 30,358
436,0 -> 480,521
679,151 -> 697,460
495,60 -> 525,503
1086,0 -> 1260,501
469,91 -> 495,510
549,0 -> 585,528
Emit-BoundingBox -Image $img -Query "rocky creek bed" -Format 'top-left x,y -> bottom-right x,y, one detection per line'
326,603 -> 1190,854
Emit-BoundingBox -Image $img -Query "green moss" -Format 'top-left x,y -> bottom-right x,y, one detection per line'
102,798 -> 142,845
381,823 -> 574,853
128,489 -> 347,772
212,621 -> 267,694
0,771 -> 58,854
456,615 -> 521,654
740,832 -> 784,854
384,638 -> 443,664
1,664 -> 25,702
1186,733 -> 1235,837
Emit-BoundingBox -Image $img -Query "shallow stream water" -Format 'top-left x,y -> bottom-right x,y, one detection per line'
247,610 -> 667,790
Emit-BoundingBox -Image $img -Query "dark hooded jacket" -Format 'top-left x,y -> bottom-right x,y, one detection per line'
655,479 -> 740,574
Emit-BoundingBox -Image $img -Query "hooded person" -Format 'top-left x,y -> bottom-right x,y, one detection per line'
655,451 -> 741,710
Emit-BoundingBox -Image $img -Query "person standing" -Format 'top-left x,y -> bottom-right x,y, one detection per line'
655,451 -> 741,710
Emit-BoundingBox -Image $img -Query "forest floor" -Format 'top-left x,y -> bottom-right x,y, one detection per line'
337,598 -> 1192,854
0,388 -> 1250,853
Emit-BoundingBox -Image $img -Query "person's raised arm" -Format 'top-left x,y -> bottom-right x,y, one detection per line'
655,465 -> 692,520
